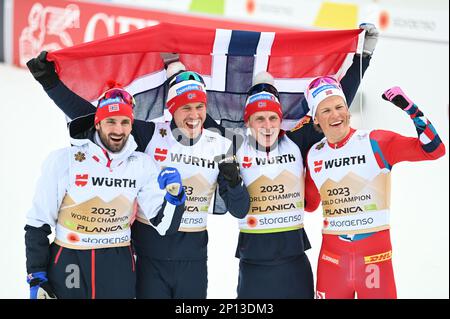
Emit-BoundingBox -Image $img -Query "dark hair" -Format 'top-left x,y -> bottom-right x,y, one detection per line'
313,123 -> 323,134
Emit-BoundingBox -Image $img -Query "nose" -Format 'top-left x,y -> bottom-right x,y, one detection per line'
188,108 -> 200,119
263,118 -> 274,129
111,123 -> 125,135
329,108 -> 340,118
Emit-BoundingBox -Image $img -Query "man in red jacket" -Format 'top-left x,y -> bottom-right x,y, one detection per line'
304,77 -> 445,299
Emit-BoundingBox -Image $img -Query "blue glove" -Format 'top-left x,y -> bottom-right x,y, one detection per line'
158,167 -> 186,206
27,272 -> 57,299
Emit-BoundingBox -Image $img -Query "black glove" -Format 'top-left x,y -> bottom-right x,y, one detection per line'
26,51 -> 59,90
217,155 -> 242,188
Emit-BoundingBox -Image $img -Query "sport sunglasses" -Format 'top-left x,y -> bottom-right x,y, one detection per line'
99,88 -> 136,108
168,71 -> 205,88
247,82 -> 280,100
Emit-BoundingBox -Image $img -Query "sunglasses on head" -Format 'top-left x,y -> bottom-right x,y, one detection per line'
307,76 -> 341,91
168,71 -> 205,88
99,88 -> 136,108
247,83 -> 280,100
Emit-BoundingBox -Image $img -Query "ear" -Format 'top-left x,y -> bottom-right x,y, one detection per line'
313,117 -> 319,125
95,122 -> 100,130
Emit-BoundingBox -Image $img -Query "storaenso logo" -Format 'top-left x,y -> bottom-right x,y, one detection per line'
91,177 -> 137,188
324,155 -> 366,169
327,206 -> 364,215
329,217 -> 374,228
171,153 -> 216,169
182,217 -> 205,225
258,214 -> 303,226
254,154 -> 296,166
82,235 -> 129,245
252,203 -> 296,213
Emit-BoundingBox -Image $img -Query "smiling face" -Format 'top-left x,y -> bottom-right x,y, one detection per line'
172,102 -> 206,139
313,95 -> 351,144
95,116 -> 132,153
246,111 -> 282,148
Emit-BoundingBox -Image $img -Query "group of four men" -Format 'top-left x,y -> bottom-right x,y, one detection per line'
24,23 -> 445,299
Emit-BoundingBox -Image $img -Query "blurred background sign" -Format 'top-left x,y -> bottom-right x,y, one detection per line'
1,0 -> 448,66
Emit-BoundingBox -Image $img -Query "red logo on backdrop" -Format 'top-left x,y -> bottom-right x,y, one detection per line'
242,156 -> 252,168
18,3 -> 80,66
14,0 -> 159,67
379,11 -> 390,31
13,0 -> 297,68
154,148 -> 168,162
75,174 -> 89,187
246,0 -> 256,14
314,160 -> 323,173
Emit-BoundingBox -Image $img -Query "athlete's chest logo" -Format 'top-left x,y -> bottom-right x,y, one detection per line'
75,174 -> 89,187
154,148 -> 168,162
242,156 -> 252,168
314,160 -> 323,173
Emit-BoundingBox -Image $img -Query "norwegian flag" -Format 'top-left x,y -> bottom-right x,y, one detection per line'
47,23 -> 362,126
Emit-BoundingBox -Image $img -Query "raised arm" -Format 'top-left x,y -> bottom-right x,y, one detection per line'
341,23 -> 378,106
27,51 -> 96,120
370,87 -> 446,168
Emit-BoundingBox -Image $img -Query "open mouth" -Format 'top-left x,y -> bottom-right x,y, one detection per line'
109,135 -> 124,143
330,120 -> 343,127
185,120 -> 201,130
259,130 -> 277,143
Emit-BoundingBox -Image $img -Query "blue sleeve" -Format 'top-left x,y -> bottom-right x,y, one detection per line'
341,54 -> 371,107
217,173 -> 250,219
46,80 -> 97,120
149,192 -> 186,235
131,121 -> 156,153
24,224 -> 51,274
